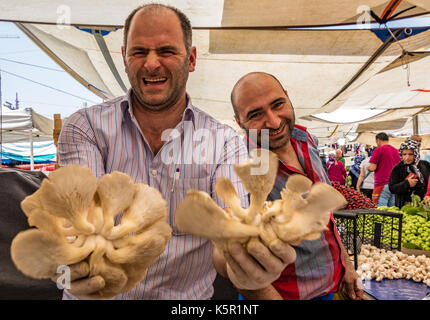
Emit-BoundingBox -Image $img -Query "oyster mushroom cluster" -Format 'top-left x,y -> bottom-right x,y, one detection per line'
10,165 -> 172,299
175,149 -> 347,251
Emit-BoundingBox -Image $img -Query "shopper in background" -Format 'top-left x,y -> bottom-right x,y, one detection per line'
411,135 -> 425,159
367,132 -> 401,205
425,151 -> 430,164
327,152 -> 347,185
348,154 -> 365,189
389,139 -> 430,208
335,149 -> 345,166
410,135 -> 422,148
424,176 -> 430,203
356,157 -> 374,200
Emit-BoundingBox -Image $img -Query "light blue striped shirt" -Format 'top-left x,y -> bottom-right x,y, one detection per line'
58,90 -> 249,299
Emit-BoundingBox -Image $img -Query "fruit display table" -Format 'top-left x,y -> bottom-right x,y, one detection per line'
361,278 -> 429,300
333,209 -> 403,269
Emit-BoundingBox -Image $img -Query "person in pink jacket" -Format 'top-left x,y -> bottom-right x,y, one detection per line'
425,176 -> 430,203
327,153 -> 347,185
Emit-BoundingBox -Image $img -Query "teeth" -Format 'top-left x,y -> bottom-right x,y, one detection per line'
145,77 -> 166,83
270,126 -> 284,136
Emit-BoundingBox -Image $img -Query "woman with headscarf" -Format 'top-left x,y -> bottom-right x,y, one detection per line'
388,139 -> 430,208
327,151 -> 347,185
348,154 -> 365,189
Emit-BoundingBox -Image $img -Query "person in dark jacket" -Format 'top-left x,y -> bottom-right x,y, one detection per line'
389,139 -> 430,208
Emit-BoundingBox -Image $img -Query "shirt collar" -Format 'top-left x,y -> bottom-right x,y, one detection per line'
120,89 -> 196,129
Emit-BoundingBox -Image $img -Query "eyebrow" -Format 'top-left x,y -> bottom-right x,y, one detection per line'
128,45 -> 178,53
271,97 -> 286,106
245,97 -> 286,120
245,107 -> 263,120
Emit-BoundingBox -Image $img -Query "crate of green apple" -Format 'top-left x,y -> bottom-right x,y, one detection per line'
377,195 -> 430,251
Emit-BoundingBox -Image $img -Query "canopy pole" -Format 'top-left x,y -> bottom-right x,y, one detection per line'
412,114 -> 419,135
53,114 -> 62,170
29,129 -> 34,171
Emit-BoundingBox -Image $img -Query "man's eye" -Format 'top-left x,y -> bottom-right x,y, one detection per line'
160,50 -> 175,56
273,102 -> 284,109
248,113 -> 261,120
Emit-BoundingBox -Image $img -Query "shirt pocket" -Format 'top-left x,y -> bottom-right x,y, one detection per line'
170,175 -> 214,236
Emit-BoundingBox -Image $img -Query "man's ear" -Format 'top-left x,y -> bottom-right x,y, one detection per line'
121,46 -> 127,73
234,115 -> 243,129
189,46 -> 197,72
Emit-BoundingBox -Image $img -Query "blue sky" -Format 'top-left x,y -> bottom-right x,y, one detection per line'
0,21 -> 102,119
0,15 -> 429,121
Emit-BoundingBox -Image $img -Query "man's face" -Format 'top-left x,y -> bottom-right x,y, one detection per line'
375,139 -> 382,147
122,9 -> 196,112
412,137 -> 422,147
234,75 -> 295,150
335,150 -> 342,159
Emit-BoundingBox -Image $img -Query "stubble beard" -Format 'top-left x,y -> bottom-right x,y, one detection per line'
247,118 -> 295,151
127,59 -> 190,113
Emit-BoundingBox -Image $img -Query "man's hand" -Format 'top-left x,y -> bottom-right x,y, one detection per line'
223,237 -> 296,290
51,261 -> 105,299
341,263 -> 363,300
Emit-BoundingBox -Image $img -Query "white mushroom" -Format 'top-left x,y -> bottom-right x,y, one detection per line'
175,150 -> 346,252
233,148 -> 278,225
175,190 -> 260,240
10,165 -> 172,299
356,245 -> 430,286
96,171 -> 137,236
10,229 -> 95,279
37,165 -> 97,234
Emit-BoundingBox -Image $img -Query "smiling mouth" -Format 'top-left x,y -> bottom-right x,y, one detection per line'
143,77 -> 167,85
269,123 -> 286,136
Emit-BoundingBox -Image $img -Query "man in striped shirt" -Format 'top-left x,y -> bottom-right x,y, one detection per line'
222,72 -> 363,300
57,4 -> 296,299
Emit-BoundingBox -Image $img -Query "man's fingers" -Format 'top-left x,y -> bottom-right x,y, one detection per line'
50,261 -> 90,283
355,287 -> 364,300
68,275 -> 105,297
69,261 -> 91,281
268,239 -> 296,266
224,251 -> 248,284
346,284 -> 356,300
226,241 -> 265,279
246,238 -> 284,273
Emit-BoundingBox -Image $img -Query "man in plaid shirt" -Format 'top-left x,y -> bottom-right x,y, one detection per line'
226,72 -> 362,300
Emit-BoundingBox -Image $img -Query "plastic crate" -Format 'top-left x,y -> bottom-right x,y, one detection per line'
333,209 -> 403,269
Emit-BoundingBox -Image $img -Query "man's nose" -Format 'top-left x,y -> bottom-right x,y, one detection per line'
144,51 -> 161,73
265,110 -> 281,129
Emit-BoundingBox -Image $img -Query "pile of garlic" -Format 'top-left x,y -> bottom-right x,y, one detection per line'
357,244 -> 430,286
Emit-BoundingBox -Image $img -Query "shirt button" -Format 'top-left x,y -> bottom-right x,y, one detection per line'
151,169 -> 157,176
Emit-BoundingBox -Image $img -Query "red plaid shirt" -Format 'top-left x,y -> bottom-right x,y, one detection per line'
246,124 -> 345,300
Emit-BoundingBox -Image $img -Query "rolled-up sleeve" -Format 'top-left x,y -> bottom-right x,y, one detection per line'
211,130 -> 249,209
58,111 -> 105,179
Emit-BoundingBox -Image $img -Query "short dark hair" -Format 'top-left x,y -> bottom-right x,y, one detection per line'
123,3 -> 192,55
375,132 -> 389,141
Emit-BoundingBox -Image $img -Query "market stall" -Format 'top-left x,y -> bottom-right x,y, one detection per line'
333,183 -> 430,300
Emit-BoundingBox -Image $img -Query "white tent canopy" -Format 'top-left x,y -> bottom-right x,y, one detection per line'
1,107 -> 54,169
1,107 -> 54,143
1,0 -> 429,27
14,22 -> 430,122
